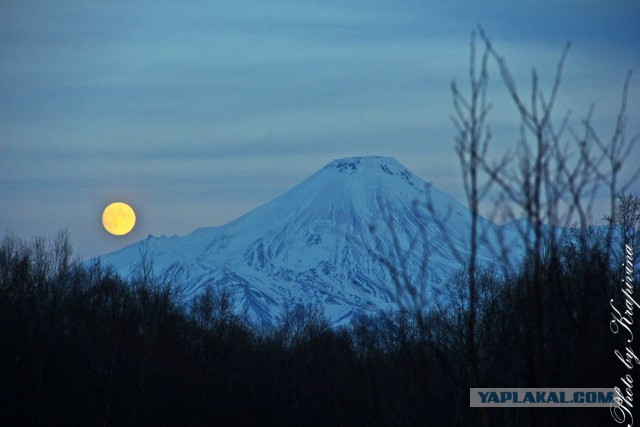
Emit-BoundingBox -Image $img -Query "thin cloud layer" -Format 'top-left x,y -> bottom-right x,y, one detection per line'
1,1 -> 638,257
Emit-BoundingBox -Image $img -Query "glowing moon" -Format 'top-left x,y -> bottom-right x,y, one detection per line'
102,202 -> 136,235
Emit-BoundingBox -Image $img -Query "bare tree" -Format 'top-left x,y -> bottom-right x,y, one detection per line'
365,25 -> 638,426
605,191 -> 640,275
450,30 -> 492,397
472,27 -> 639,389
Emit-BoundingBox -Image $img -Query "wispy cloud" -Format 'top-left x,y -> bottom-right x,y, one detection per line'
1,0 -> 638,257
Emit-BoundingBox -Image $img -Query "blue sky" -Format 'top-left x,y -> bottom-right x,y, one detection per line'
1,1 -> 639,258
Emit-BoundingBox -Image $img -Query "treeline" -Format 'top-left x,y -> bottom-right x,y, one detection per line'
0,229 -> 630,426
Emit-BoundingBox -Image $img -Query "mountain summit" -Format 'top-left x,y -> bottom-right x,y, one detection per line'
99,156 -> 498,325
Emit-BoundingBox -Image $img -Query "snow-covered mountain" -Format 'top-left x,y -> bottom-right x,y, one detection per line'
97,156 -> 515,326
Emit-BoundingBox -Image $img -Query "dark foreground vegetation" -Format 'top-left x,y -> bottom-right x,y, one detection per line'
0,227 -> 633,427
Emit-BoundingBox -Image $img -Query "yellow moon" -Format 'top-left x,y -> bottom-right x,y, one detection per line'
102,202 -> 136,235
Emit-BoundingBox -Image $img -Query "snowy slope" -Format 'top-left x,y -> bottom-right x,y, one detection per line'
97,156 -> 517,326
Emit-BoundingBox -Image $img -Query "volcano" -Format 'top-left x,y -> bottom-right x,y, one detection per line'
98,156 -> 509,325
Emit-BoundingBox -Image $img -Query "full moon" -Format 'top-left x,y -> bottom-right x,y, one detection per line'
102,202 -> 136,236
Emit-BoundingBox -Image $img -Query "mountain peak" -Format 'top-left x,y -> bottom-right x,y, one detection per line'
320,156 -> 423,195
326,156 -> 404,174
